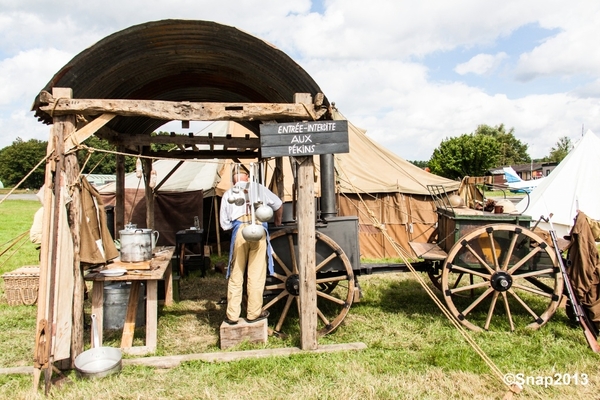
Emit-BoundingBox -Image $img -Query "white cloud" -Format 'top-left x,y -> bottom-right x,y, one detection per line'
1,0 -> 600,163
0,48 -> 72,106
455,52 -> 508,76
514,2 -> 600,80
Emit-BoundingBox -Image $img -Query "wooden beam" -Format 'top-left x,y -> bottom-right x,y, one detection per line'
142,150 -> 259,160
123,342 -> 366,368
64,113 -> 116,152
38,91 -> 328,122
8,343 -> 367,373
113,133 -> 260,148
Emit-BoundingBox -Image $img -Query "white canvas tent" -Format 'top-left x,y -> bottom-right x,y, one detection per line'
516,130 -> 600,237
100,117 -> 461,258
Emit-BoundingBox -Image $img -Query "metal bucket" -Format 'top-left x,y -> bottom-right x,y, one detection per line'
103,282 -> 146,330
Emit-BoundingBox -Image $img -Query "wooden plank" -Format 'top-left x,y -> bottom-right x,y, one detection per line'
114,134 -> 259,149
64,152 -> 84,366
163,260 -> 173,307
32,123 -> 56,389
145,149 -> 259,160
408,242 -> 448,261
120,346 -> 156,356
64,113 -> 116,152
145,280 -> 158,349
91,282 -> 104,346
84,247 -> 174,282
120,281 -> 141,349
122,342 -> 367,368
107,259 -> 152,270
38,92 -> 327,121
297,156 -> 317,350
42,87 -> 72,390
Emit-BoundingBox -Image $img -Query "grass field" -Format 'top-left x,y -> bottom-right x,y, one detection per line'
0,199 -> 598,399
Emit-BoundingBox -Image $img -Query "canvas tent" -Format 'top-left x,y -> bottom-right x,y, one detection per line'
98,159 -> 221,247
100,116 -> 461,258
212,112 -> 462,258
516,130 -> 600,238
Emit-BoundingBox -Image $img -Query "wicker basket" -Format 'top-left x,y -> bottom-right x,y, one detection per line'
2,266 -> 40,306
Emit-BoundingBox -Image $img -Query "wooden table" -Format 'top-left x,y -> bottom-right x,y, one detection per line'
84,246 -> 174,355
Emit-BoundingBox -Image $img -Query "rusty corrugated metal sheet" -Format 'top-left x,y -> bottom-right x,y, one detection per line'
32,19 -> 329,136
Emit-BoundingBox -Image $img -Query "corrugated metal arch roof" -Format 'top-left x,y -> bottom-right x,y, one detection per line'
32,19 -> 329,136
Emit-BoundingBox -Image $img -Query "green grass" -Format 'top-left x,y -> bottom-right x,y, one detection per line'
0,200 -> 40,274
0,199 -> 598,399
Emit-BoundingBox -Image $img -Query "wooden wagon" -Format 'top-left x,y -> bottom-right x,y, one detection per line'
409,186 -> 564,332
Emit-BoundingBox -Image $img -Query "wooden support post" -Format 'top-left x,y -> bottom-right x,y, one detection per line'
214,195 -> 221,257
275,157 -> 284,198
143,157 -> 155,229
296,156 -> 317,350
33,122 -> 57,391
64,151 -> 83,368
146,280 -> 158,351
116,148 -> 125,232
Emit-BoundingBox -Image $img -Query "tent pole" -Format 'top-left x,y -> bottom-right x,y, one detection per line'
214,195 -> 221,256
115,149 -> 125,231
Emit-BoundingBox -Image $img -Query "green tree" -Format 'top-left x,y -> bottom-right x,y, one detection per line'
429,133 -> 500,180
547,136 -> 573,163
77,135 -> 119,174
475,124 -> 530,166
409,160 -> 429,169
0,138 -> 47,188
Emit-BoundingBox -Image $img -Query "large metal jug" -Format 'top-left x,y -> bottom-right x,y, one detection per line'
119,228 -> 160,262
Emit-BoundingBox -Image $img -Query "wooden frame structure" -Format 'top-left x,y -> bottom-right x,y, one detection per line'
33,88 -> 329,390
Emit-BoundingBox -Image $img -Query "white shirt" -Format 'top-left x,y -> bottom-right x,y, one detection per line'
220,181 -> 282,230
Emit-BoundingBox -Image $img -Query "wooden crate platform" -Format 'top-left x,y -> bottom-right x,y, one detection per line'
220,319 -> 268,349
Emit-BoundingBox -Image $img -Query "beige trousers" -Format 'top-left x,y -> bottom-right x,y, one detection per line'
226,226 -> 267,321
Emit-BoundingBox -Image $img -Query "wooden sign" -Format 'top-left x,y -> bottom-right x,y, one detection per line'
260,120 -> 349,158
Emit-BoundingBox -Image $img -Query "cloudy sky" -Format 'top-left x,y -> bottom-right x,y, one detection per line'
1,0 -> 599,161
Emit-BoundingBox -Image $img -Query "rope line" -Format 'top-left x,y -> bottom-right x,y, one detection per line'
0,155 -> 49,206
0,231 -> 31,270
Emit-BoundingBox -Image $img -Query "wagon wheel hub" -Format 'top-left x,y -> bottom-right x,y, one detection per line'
285,274 -> 300,296
490,271 -> 513,292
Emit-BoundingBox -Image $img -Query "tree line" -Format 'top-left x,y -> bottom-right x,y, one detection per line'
410,124 -> 573,180
0,124 -> 575,188
0,133 -> 174,189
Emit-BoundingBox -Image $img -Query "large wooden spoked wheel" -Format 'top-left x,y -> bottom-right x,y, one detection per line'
263,228 -> 355,336
441,224 -> 563,332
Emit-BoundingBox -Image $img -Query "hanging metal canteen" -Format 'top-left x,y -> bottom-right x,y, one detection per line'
255,202 -> 273,222
254,162 -> 273,223
241,223 -> 264,241
227,187 -> 239,204
241,163 -> 264,241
